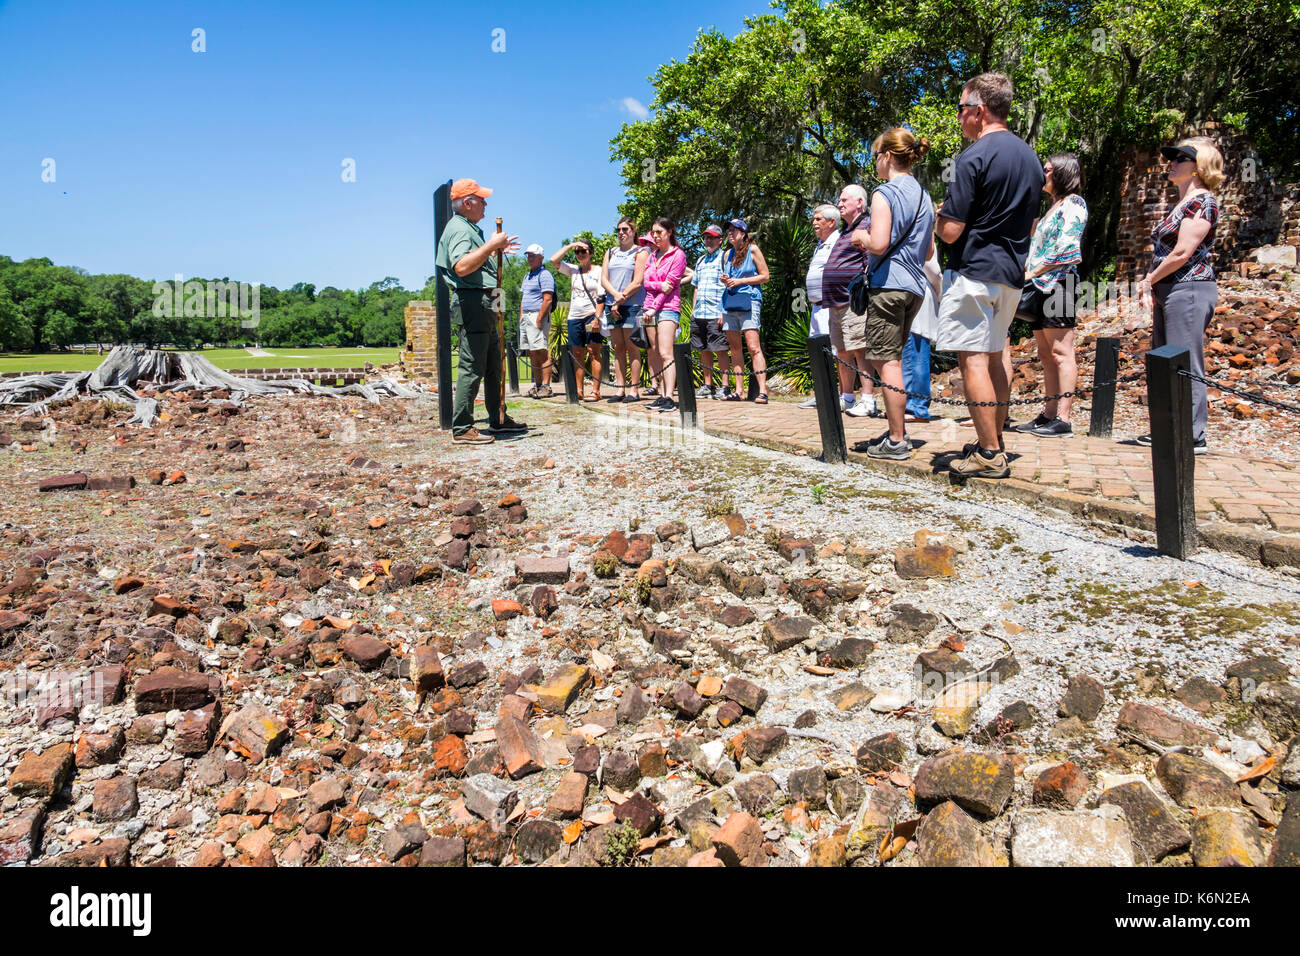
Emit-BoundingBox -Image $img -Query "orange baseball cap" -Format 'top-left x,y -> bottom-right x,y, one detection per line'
450,178 -> 492,200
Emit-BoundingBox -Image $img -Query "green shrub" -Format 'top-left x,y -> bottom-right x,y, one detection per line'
603,822 -> 641,867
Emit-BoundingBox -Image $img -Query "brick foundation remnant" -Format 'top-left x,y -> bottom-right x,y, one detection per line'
402,300 -> 438,384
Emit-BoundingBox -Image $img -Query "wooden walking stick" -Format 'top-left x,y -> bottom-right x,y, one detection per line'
494,217 -> 506,419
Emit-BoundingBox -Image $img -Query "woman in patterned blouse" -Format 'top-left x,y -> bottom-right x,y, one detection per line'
1012,153 -> 1087,437
1137,137 -> 1224,452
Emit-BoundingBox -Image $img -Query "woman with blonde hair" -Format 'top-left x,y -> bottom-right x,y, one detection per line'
1137,136 -> 1223,453
852,127 -> 935,460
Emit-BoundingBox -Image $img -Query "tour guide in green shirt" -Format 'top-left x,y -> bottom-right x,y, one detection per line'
436,178 -> 527,443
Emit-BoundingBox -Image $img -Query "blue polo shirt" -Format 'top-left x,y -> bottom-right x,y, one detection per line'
520,267 -> 556,311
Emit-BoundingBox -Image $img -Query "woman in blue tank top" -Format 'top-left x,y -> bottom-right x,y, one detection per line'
719,219 -> 771,403
600,217 -> 648,401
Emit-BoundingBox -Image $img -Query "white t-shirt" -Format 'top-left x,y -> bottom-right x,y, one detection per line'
559,262 -> 604,320
806,230 -> 840,305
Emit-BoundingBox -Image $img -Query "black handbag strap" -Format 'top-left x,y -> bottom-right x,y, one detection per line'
575,259 -> 602,315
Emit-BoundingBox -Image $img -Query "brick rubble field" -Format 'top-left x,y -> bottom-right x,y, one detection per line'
1,387 -> 1298,868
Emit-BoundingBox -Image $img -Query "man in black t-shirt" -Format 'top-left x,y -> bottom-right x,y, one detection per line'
935,72 -> 1044,479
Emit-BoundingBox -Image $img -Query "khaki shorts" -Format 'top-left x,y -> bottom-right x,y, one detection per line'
829,303 -> 870,352
863,289 -> 923,361
936,273 -> 1020,353
518,311 -> 550,351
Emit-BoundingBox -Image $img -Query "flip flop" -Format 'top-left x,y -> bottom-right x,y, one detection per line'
754,394 -> 769,405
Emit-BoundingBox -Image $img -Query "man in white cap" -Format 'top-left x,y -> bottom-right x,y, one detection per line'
519,243 -> 555,397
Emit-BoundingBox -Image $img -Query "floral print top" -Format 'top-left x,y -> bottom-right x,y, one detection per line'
1150,192 -> 1219,283
1025,194 -> 1088,291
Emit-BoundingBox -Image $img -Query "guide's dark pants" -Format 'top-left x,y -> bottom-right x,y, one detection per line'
450,288 -> 503,435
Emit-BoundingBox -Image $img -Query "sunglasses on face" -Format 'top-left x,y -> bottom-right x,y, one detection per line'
957,102 -> 980,115
575,248 -> 590,255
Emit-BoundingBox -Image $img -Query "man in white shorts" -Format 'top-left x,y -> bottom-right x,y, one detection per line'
935,72 -> 1045,478
799,203 -> 841,408
518,243 -> 555,397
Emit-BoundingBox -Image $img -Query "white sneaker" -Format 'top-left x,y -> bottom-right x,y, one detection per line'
797,396 -> 817,409
839,395 -> 851,413
846,398 -> 877,418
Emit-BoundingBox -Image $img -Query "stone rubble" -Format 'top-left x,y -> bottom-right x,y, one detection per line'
0,391 -> 1295,868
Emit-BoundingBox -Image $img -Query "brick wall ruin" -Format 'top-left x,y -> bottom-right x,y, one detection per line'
1116,123 -> 1300,283
401,300 -> 437,382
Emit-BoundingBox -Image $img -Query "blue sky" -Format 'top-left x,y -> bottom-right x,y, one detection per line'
0,0 -> 770,291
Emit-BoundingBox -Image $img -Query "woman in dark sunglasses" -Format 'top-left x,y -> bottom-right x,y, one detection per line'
600,218 -> 648,401
552,240 -> 606,401
1135,138 -> 1223,454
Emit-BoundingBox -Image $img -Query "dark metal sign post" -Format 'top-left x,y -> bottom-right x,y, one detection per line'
433,181 -> 454,430
1145,345 -> 1196,559
808,334 -> 847,464
1088,336 -> 1120,439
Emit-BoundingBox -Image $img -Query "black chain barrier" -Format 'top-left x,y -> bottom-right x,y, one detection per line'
821,347 -> 1124,408
1178,369 -> 1300,415
507,343 -> 678,388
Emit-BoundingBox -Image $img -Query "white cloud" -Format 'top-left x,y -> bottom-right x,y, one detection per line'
620,97 -> 649,121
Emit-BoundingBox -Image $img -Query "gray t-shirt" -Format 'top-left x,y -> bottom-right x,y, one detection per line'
868,175 -> 934,298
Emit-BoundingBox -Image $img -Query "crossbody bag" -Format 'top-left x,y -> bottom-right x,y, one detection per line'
848,190 -> 927,315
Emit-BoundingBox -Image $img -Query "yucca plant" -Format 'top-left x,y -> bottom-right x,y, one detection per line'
547,305 -> 570,364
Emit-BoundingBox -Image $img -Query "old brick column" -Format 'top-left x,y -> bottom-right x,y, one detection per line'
1115,123 -> 1299,283
401,300 -> 438,382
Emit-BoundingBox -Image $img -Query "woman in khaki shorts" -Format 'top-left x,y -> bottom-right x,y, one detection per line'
851,128 -> 936,460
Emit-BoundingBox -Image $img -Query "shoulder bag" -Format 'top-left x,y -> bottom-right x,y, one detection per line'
848,189 -> 927,315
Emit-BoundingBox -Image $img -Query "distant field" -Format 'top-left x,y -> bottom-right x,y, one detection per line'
0,347 -> 401,375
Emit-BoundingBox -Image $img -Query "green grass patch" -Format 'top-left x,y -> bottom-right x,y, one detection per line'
0,347 -> 400,375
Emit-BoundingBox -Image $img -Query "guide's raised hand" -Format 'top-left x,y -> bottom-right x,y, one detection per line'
487,232 -> 520,255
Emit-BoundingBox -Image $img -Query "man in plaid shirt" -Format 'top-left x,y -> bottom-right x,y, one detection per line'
688,224 -> 733,399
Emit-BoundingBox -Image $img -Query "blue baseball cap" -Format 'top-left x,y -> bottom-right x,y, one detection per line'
727,218 -> 748,233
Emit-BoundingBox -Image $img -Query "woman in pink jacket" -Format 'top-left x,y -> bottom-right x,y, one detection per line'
641,217 -> 687,412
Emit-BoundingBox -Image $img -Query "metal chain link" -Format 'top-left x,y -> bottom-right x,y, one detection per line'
1178,369 -> 1300,415
822,347 -> 1125,407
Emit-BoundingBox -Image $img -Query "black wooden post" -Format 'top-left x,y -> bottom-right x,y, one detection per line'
747,364 -> 760,400
1088,336 -> 1120,439
601,339 -> 612,385
561,350 -> 579,404
505,343 -> 520,395
808,334 -> 847,463
674,342 -> 697,429
433,181 -> 454,430
1146,345 -> 1196,559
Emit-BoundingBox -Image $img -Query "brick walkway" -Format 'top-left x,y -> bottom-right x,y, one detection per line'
530,390 -> 1300,569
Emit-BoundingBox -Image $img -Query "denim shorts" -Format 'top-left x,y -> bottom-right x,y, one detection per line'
567,316 -> 602,348
722,300 -> 761,332
655,310 -> 681,326
603,304 -> 640,335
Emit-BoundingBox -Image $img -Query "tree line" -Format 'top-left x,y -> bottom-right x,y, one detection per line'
0,255 -> 431,352
610,0 -> 1300,274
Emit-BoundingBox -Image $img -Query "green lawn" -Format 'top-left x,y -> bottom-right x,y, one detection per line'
0,347 -> 401,375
